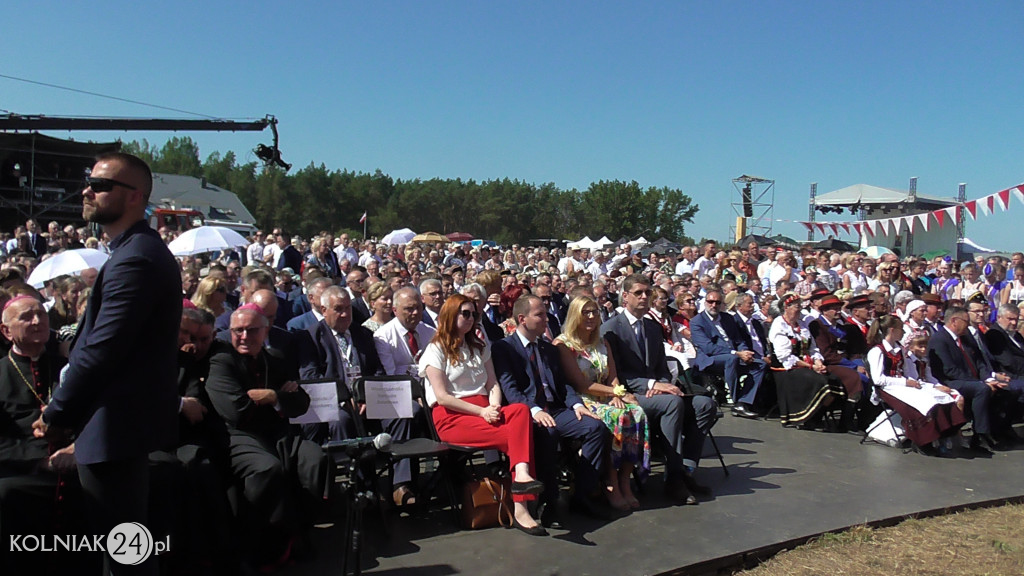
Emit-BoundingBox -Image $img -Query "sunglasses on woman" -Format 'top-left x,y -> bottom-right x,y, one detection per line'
459,310 -> 480,320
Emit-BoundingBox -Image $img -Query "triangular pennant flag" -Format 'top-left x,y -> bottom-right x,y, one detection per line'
882,218 -> 894,236
916,212 -> 930,232
997,189 -> 1011,211
964,200 -> 978,220
815,223 -> 826,235
1014,185 -> 1024,205
935,209 -> 945,228
903,216 -> 914,234
944,206 -> 958,226
828,223 -> 839,236
853,222 -> 863,235
864,220 -> 875,237
800,222 -> 813,232
979,195 -> 993,216
840,223 -> 851,235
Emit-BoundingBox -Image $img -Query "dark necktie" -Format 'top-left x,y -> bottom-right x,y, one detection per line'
957,338 -> 979,379
527,342 -> 554,404
915,359 -> 927,377
406,330 -> 419,357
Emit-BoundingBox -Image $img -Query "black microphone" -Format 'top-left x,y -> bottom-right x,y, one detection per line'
324,432 -> 392,454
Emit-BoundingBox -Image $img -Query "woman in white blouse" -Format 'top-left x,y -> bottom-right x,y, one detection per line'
768,293 -> 845,429
419,294 -> 546,535
865,315 -> 966,455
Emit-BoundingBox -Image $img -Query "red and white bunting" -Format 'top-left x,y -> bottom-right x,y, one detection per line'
978,195 -> 994,216
903,215 -> 914,234
935,209 -> 946,228
828,223 -> 839,236
853,222 -> 863,235
945,206 -> 958,226
1014,185 -> 1024,205
997,189 -> 1011,211
864,220 -> 876,237
916,212 -> 931,232
800,222 -> 813,232
840,223 -> 851,234
964,200 -> 978,220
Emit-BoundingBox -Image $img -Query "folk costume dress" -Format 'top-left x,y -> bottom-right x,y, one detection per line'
768,316 -> 844,426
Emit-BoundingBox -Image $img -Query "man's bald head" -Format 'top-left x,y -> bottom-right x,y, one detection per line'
250,289 -> 279,321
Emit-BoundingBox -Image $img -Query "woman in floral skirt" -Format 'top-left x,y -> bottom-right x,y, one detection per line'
554,296 -> 650,510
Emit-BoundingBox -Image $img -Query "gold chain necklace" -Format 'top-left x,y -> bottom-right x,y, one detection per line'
8,350 -> 46,408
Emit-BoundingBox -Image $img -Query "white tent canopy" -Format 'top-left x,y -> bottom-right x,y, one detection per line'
814,183 -> 957,207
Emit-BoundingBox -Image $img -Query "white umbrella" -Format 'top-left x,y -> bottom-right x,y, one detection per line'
381,228 -> 416,246
167,226 -> 249,256
861,245 -> 895,259
27,249 -> 109,288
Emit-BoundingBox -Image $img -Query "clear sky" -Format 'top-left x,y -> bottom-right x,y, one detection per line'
2,1 -> 1021,249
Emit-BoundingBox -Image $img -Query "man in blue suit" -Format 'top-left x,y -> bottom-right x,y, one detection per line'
37,153 -> 180,575
929,306 -> 1024,453
493,294 -> 610,524
286,277 -> 333,332
690,289 -> 767,418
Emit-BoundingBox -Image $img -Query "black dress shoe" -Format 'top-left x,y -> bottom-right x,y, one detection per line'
731,404 -> 758,419
663,481 -> 697,505
977,433 -> 1005,451
681,473 -> 712,496
511,517 -> 548,536
511,480 -> 545,495
569,496 -> 613,520
969,434 -> 996,455
540,505 -> 563,529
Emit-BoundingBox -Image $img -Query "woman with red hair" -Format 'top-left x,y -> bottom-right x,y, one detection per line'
418,294 -> 547,535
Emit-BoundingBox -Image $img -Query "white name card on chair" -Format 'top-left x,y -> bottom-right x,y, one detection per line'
364,378 -> 414,420
290,381 -> 341,424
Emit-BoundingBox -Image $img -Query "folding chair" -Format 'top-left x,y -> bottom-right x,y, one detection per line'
666,358 -> 729,476
353,375 -> 460,526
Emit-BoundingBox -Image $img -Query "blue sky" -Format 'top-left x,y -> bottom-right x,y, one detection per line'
2,2 -> 1021,248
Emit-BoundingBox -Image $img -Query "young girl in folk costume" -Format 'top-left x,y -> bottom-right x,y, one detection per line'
865,316 -> 966,456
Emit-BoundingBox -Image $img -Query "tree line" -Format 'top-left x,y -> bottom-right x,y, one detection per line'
124,137 -> 700,246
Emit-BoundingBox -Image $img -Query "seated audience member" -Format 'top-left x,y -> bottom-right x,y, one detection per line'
929,306 -> 1024,453
866,316 -> 966,455
175,307 -> 235,570
418,294 -> 546,535
494,294 -> 611,524
646,286 -> 692,382
984,304 -> 1024,378
0,296 -> 86,573
372,286 -> 433,506
286,276 -> 333,332
361,280 -> 394,333
418,278 -> 444,328
497,282 -> 527,336
808,295 -> 868,430
46,275 -> 85,331
731,293 -> 771,409
601,274 -> 716,505
554,296 -> 649,511
769,293 -> 845,430
206,305 -> 327,567
346,267 -> 372,326
690,288 -> 767,419
217,268 -> 292,331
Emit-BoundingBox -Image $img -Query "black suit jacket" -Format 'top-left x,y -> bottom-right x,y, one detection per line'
28,232 -> 47,257
983,325 -> 1024,377
493,333 -> 581,412
600,313 -> 672,395
277,245 -> 303,273
177,342 -> 230,451
928,327 -> 990,387
351,296 -> 371,326
217,324 -> 315,375
482,316 -> 505,343
733,313 -> 768,355
45,220 -> 181,464
301,320 -> 384,401
206,347 -> 309,442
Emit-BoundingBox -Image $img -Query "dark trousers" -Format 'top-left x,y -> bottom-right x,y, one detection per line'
79,457 -> 153,576
533,406 -> 610,504
703,354 -> 767,406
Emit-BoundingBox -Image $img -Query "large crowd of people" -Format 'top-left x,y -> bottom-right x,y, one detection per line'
3,157 -> 1024,573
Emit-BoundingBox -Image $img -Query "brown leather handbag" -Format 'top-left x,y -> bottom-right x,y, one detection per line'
460,475 -> 513,529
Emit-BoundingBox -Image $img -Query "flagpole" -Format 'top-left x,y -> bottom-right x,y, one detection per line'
363,212 -> 367,240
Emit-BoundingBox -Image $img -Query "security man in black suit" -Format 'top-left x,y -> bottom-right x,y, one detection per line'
983,303 -> 1024,378
36,152 -> 181,576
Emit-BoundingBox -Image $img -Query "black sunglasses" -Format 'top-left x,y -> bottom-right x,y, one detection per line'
85,177 -> 137,192
459,310 -> 480,320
